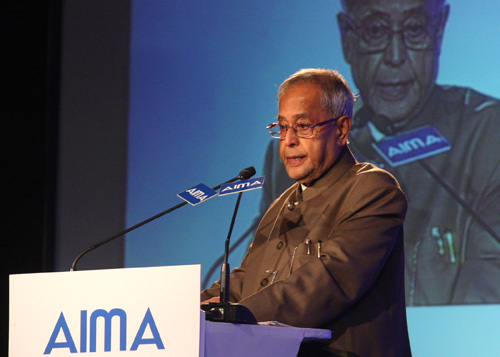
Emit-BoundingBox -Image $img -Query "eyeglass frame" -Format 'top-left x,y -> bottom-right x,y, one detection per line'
341,8 -> 445,54
266,116 -> 342,140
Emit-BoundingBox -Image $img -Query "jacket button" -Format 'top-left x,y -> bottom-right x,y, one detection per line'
260,278 -> 269,287
277,241 -> 284,250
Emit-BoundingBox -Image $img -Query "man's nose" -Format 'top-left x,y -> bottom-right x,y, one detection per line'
384,32 -> 407,67
284,127 -> 299,146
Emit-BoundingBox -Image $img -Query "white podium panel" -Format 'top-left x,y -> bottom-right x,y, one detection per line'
9,265 -> 201,356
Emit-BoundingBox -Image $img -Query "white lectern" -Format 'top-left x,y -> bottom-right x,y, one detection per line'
10,265 -> 330,356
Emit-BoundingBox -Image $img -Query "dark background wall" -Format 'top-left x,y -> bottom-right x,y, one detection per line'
55,0 -> 129,272
2,1 -> 129,355
2,2 -> 61,355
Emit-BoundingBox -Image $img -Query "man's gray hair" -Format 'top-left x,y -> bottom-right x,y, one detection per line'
278,68 -> 355,118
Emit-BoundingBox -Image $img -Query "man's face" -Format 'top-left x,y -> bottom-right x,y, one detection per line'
278,83 -> 348,185
338,0 -> 449,124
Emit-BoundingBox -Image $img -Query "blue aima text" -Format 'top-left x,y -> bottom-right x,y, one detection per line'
44,307 -> 164,354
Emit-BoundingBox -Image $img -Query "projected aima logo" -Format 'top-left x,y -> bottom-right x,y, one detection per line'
44,307 -> 164,354
372,126 -> 451,167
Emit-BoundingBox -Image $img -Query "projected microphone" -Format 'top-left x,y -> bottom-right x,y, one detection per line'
70,166 -> 256,271
353,106 -> 500,244
354,105 -> 395,136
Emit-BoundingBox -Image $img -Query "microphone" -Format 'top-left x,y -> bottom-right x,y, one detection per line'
70,166 -> 256,271
220,167 -> 257,302
354,105 -> 395,136
201,169 -> 258,324
238,166 -> 256,180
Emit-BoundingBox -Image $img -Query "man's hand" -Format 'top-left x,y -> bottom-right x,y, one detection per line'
201,296 -> 220,305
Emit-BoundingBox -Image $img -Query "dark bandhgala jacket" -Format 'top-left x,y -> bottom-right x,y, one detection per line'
202,147 -> 412,356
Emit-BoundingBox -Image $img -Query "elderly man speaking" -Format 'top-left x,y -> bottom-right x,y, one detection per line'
202,69 -> 411,356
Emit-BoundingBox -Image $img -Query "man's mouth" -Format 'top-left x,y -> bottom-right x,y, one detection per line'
377,81 -> 413,101
287,155 -> 306,166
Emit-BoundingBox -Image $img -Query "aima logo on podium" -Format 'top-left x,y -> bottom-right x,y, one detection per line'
44,307 -> 164,354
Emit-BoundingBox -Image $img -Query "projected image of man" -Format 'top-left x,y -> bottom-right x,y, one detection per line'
258,0 -> 500,306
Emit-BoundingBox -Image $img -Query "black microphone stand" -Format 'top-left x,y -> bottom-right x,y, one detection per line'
201,192 -> 257,324
70,167 -> 256,271
220,192 -> 242,303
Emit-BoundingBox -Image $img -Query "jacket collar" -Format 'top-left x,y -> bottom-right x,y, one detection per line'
299,146 -> 356,202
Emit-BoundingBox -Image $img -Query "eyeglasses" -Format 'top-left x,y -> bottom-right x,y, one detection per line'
266,117 -> 340,139
343,10 -> 443,54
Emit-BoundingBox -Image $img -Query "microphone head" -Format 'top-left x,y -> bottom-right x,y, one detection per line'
354,105 -> 395,136
238,166 -> 256,180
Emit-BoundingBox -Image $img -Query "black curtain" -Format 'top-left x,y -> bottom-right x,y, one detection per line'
1,1 -> 61,354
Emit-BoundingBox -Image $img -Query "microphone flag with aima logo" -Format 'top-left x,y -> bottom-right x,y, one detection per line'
219,176 -> 265,196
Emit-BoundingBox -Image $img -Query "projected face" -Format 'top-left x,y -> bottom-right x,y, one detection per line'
338,0 -> 449,125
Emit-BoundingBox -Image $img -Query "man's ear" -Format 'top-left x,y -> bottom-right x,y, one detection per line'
337,12 -> 355,64
337,115 -> 352,146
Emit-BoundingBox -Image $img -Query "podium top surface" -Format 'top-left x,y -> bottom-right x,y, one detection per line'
201,312 -> 331,357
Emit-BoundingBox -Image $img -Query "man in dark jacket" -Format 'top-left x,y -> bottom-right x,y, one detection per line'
202,69 -> 411,356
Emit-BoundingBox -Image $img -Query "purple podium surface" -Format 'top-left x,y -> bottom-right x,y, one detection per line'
200,312 -> 331,357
